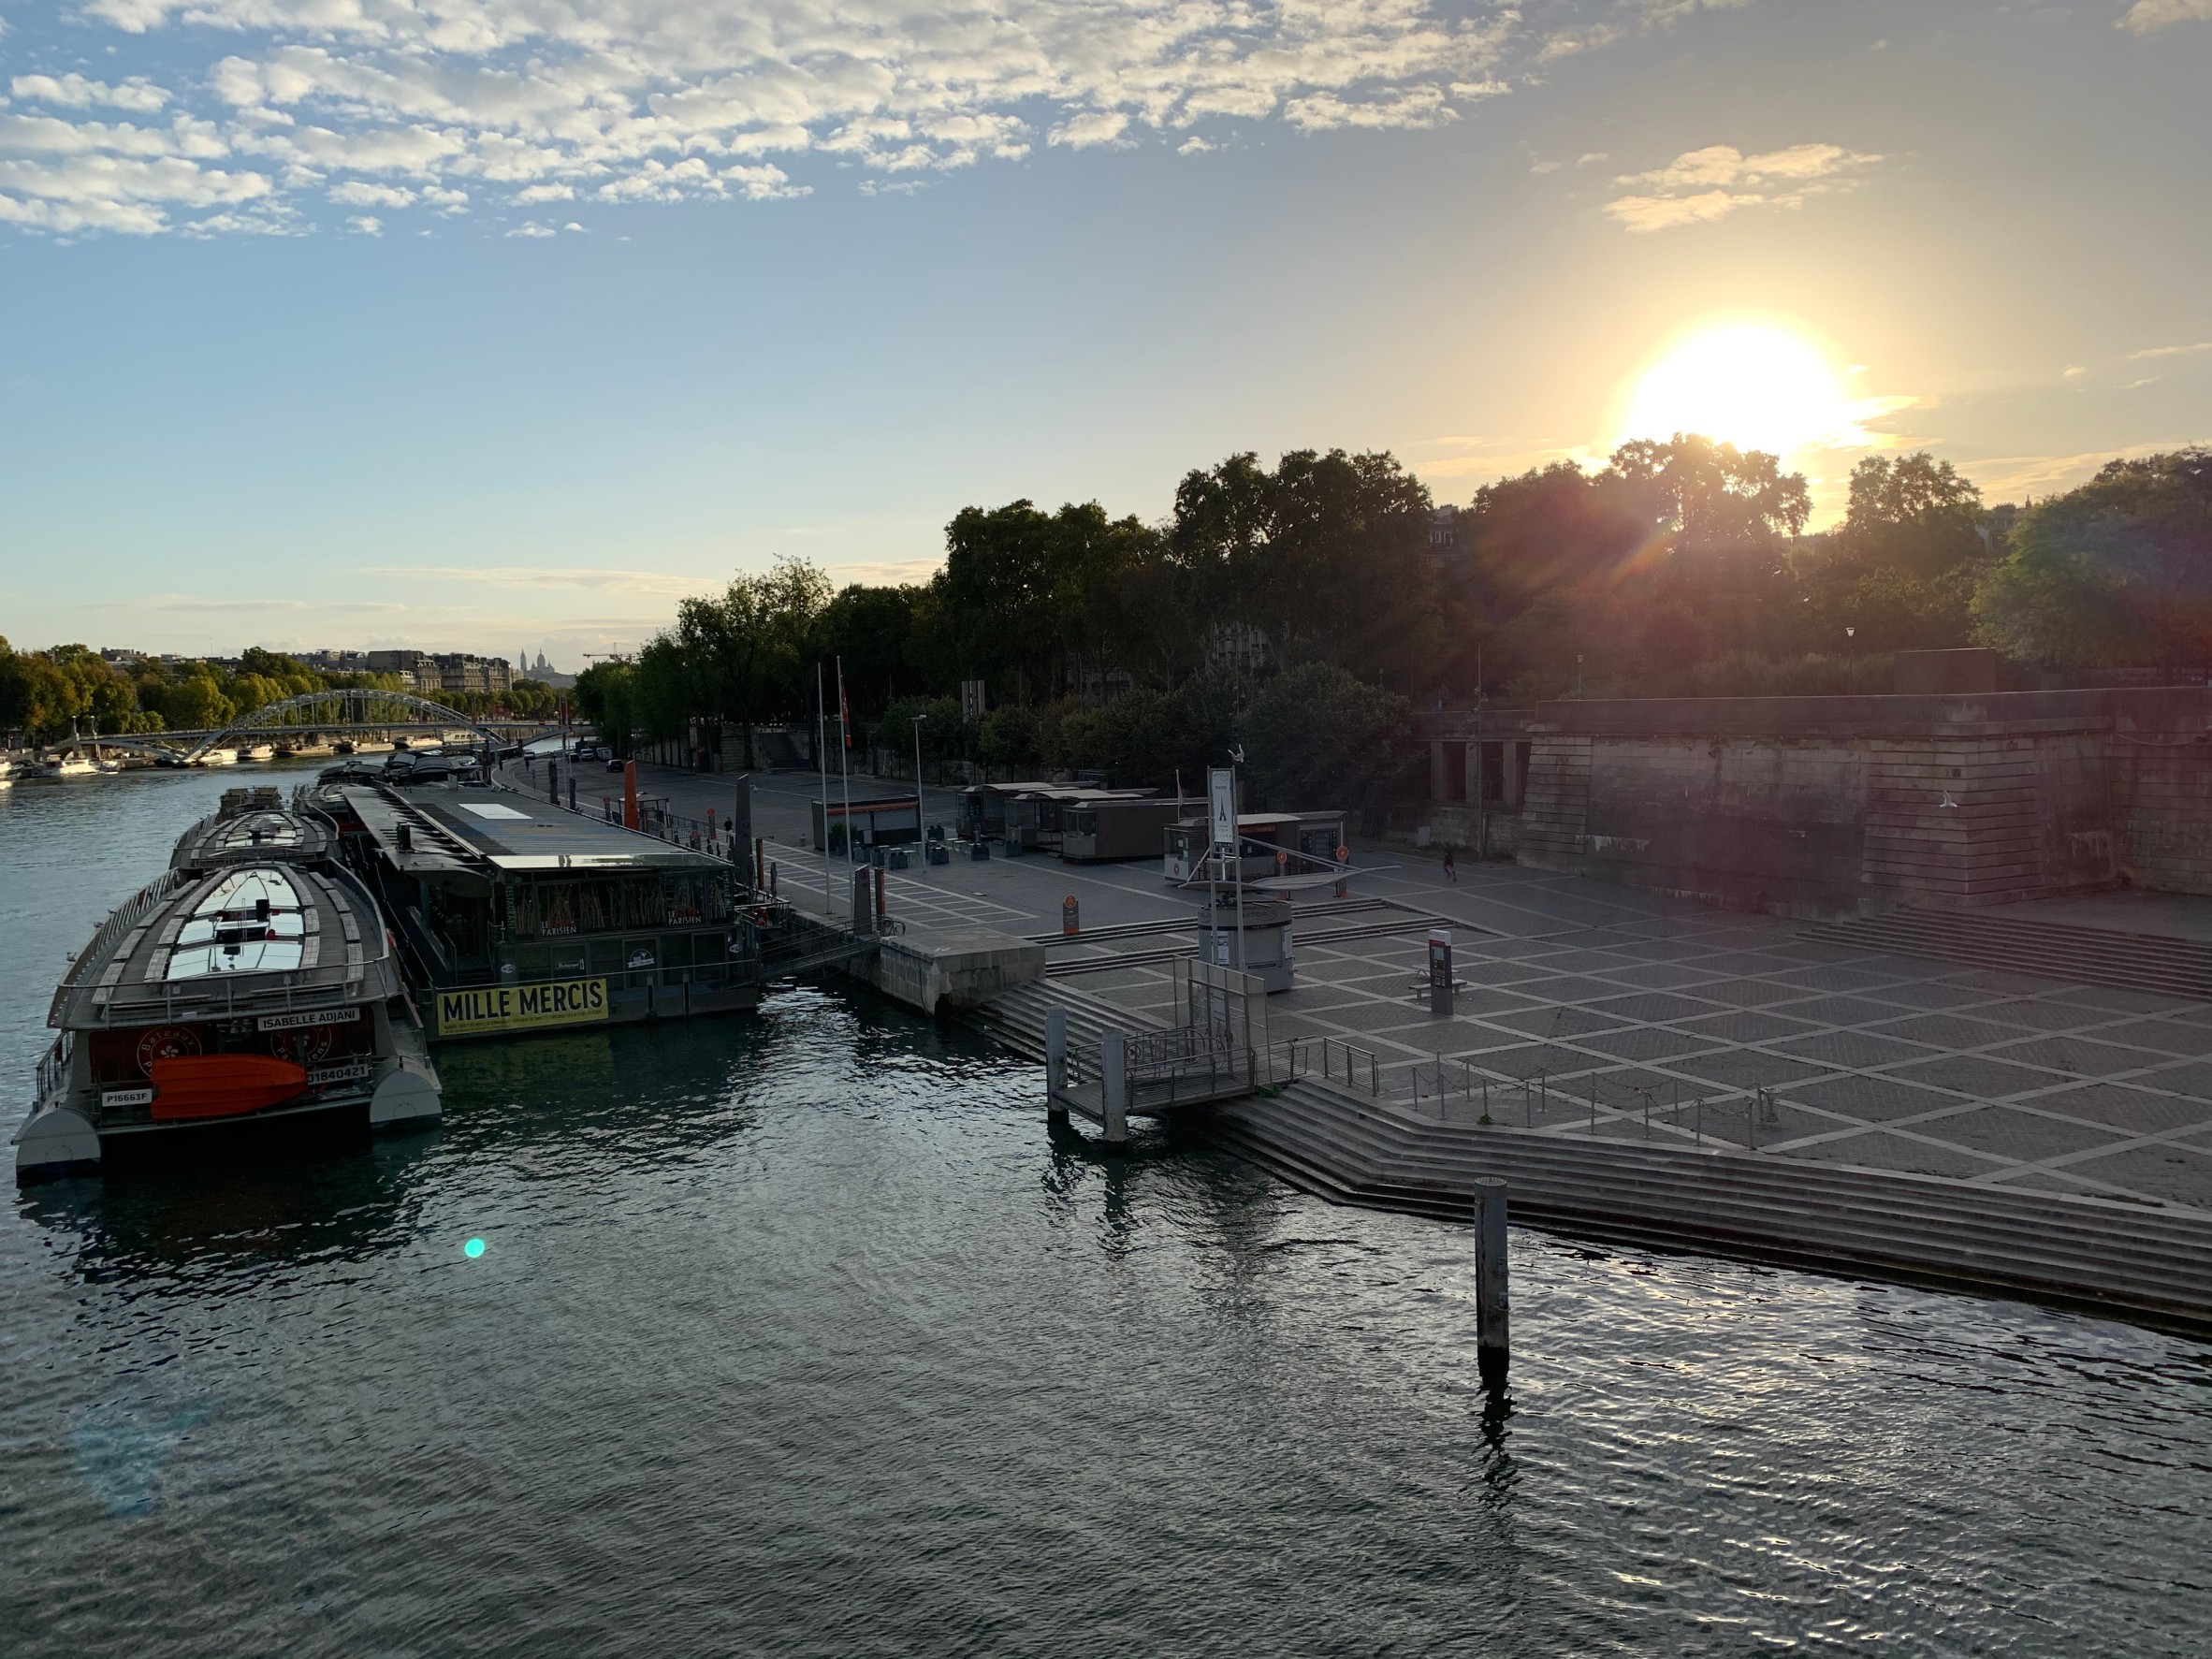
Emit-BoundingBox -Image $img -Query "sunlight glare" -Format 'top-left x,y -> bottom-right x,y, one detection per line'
1623,325 -> 1852,457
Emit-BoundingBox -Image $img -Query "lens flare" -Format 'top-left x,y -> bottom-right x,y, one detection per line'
1624,325 -> 1851,456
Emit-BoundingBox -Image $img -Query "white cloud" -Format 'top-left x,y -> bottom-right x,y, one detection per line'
2120,0 -> 2212,31
345,212 -> 380,234
2131,341 -> 2212,359
11,74 -> 171,113
504,220 -> 556,237
1605,141 -> 1881,231
1,0 -> 1750,236
1049,111 -> 1130,149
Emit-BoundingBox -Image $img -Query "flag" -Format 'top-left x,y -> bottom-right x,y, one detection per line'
837,661 -> 851,749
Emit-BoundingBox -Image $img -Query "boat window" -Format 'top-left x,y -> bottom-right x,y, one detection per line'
166,867 -> 309,978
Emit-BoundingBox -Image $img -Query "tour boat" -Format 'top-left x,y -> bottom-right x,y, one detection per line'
171,787 -> 337,876
309,778 -> 765,1041
38,756 -> 98,779
239,743 -> 277,763
15,861 -> 441,1180
195,749 -> 240,767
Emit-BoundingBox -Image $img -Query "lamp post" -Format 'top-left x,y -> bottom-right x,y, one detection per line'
910,713 -> 928,849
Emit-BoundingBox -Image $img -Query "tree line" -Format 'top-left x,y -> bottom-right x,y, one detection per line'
0,643 -> 564,744
575,435 -> 2208,810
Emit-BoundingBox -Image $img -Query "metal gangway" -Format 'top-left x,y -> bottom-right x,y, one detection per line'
1045,960 -> 1273,1142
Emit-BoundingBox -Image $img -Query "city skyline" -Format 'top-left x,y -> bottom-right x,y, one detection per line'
2,0 -> 2207,656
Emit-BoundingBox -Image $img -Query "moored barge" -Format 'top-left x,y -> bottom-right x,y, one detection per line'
310,781 -> 765,1041
15,861 -> 442,1180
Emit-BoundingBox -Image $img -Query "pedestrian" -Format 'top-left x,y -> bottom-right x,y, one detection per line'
1443,843 -> 1458,882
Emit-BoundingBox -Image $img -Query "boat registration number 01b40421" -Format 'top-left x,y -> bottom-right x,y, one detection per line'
435,978 -> 610,1038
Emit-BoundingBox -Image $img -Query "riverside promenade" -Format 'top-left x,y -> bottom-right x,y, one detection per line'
558,757 -> 2212,1325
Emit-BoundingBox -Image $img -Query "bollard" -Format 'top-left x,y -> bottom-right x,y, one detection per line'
1100,1031 -> 1128,1147
547,760 -> 560,805
567,777 -> 575,811
1045,1008 -> 1069,1122
769,861 -> 779,896
1474,1177 -> 1509,1387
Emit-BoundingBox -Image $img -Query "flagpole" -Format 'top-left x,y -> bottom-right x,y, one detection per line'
817,662 -> 831,907
837,658 -> 855,905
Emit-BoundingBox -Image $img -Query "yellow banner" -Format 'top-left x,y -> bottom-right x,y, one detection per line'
436,978 -> 609,1038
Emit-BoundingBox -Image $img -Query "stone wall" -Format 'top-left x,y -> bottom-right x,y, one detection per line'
1514,689 -> 2211,918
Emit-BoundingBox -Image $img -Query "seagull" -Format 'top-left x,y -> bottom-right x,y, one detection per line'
1939,791 -> 1958,808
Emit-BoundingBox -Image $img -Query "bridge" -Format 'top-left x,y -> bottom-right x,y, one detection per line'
37,689 -> 567,766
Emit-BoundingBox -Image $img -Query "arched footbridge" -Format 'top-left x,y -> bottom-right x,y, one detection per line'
39,689 -> 566,765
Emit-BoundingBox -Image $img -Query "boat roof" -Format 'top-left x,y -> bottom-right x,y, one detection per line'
51,861 -> 399,1031
337,784 -> 734,876
171,804 -> 334,873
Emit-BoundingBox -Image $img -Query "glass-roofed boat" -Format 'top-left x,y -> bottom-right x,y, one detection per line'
15,860 -> 442,1181
170,785 -> 338,875
307,779 -> 768,1041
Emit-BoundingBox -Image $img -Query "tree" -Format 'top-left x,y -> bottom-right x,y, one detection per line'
1836,452 -> 1985,578
1974,448 -> 2212,666
573,661 -> 638,755
1170,449 -> 1436,687
1241,662 -> 1418,832
817,584 -> 919,714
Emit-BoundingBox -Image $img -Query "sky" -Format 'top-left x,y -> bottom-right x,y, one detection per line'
0,0 -> 2206,666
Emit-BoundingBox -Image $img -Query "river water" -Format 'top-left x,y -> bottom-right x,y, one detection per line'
2,764 -> 2208,1656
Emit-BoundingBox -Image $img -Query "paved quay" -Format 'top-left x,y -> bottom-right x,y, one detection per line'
541,759 -> 2212,1221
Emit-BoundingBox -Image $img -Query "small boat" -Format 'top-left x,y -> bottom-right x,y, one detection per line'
39,756 -> 98,779
195,748 -> 240,767
239,743 -> 276,763
15,859 -> 442,1180
95,758 -> 124,775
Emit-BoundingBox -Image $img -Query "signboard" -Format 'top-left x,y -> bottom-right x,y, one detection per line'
102,1086 -> 156,1110
436,977 -> 609,1038
257,1009 -> 361,1032
1208,767 -> 1237,851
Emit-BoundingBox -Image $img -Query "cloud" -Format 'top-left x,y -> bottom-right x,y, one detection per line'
1604,141 -> 1881,231
345,212 -> 380,234
1049,111 -> 1130,149
10,74 -> 171,113
504,220 -> 556,237
2119,0 -> 2212,31
0,0 -> 1681,236
2131,341 -> 2212,359
1958,440 -> 2206,501
363,565 -> 719,595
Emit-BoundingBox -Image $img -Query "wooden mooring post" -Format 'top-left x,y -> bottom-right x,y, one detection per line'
1045,1009 -> 1069,1124
1100,1031 -> 1128,1148
1474,1176 -> 1509,1387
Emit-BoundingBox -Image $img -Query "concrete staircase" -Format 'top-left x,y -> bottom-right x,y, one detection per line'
1805,906 -> 2212,1001
971,982 -> 2212,1331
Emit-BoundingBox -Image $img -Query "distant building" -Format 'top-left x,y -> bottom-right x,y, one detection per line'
429,653 -> 513,696
1209,621 -> 1273,676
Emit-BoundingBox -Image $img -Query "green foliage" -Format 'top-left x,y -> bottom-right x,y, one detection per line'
1836,452 -> 1985,578
1170,448 -> 1435,686
1973,449 -> 2212,667
1241,662 -> 1417,830
573,661 -> 637,753
1446,436 -> 1826,698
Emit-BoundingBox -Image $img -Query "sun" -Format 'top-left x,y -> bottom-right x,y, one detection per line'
1623,324 -> 1852,457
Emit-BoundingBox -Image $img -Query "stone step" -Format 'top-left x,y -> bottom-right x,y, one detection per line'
1806,910 -> 2212,999
1217,1116 -> 2205,1314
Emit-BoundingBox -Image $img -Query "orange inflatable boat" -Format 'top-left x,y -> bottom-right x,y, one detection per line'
149,1054 -> 311,1121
